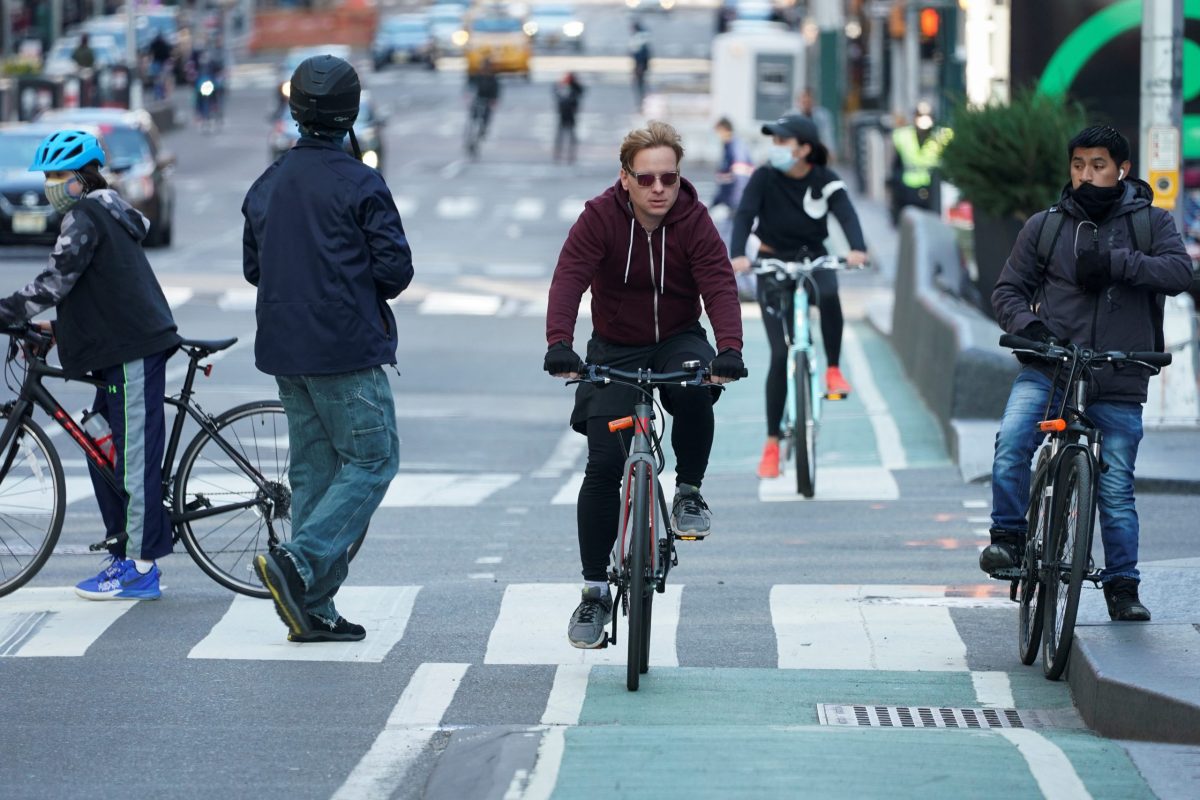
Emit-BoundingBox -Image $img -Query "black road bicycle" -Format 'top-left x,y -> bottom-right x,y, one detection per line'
994,334 -> 1171,680
0,325 -> 362,599
569,362 -> 740,691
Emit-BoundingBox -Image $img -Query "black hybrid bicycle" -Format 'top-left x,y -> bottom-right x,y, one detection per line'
570,361 -> 740,691
0,324 -> 360,599
995,333 -> 1170,680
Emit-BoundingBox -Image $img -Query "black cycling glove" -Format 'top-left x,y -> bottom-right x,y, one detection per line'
543,341 -> 584,375
1017,321 -> 1064,346
709,348 -> 747,380
1075,248 -> 1113,294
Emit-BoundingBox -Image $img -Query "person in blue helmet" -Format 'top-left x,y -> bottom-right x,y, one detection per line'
0,129 -> 181,600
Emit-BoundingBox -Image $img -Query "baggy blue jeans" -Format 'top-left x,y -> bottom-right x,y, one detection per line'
991,368 -> 1144,581
275,367 -> 400,623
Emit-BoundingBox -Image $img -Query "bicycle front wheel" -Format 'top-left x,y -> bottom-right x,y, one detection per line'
0,417 -> 65,598
1017,451 -> 1050,665
176,402 -> 294,597
626,461 -> 653,691
793,351 -> 816,497
1041,450 -> 1095,680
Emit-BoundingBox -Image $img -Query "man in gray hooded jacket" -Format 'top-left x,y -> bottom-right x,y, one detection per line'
979,125 -> 1193,621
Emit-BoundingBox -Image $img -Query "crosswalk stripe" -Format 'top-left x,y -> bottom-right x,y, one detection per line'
392,194 -> 418,217
532,430 -> 586,479
162,286 -> 194,309
0,587 -> 139,657
418,291 -> 504,315
550,471 -> 583,505
188,586 -> 420,662
541,664 -> 590,725
436,196 -> 481,219
557,198 -> 586,222
512,198 -> 545,221
380,473 -> 519,507
331,662 -> 469,800
217,287 -> 257,312
770,585 -> 972,671
758,466 -> 899,502
485,583 -> 683,666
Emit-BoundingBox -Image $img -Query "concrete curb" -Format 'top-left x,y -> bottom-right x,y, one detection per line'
1069,624 -> 1200,746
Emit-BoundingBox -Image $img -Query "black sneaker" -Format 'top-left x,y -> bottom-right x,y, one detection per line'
567,586 -> 612,649
288,615 -> 366,643
255,550 -> 311,637
1103,577 -> 1152,622
979,529 -> 1024,575
672,485 -> 711,539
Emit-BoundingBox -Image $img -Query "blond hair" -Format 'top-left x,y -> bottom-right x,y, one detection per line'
619,120 -> 685,172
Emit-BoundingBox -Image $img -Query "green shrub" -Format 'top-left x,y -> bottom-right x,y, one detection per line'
1,59 -> 40,77
940,90 -> 1089,221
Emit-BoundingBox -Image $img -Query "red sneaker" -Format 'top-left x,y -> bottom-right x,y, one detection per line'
825,366 -> 852,399
757,441 -> 780,479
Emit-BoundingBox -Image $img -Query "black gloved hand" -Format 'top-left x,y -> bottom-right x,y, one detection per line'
1075,248 -> 1112,293
709,348 -> 747,380
1017,321 -> 1061,345
543,341 -> 584,376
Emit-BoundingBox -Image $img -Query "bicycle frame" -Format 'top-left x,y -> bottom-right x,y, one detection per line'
609,397 -> 674,601
783,276 -> 824,436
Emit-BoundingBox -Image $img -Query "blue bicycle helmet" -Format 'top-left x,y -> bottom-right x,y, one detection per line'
28,130 -> 106,172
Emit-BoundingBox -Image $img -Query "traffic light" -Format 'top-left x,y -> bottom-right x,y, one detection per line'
919,7 -> 941,59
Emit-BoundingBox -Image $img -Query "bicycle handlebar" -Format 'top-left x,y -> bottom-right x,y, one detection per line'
580,364 -> 711,386
752,255 -> 866,279
999,334 -> 1173,368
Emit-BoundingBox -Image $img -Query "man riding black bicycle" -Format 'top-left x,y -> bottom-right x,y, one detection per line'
466,57 -> 501,151
981,125 -> 1192,622
543,121 -> 745,649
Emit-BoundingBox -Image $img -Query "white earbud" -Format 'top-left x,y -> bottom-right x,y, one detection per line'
1118,169 -> 1125,180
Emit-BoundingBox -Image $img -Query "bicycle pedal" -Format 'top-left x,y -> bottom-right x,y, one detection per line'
824,392 -> 849,401
988,568 -> 1023,581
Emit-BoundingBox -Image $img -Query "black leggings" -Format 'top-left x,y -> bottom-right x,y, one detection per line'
757,270 -> 843,438
576,390 -> 714,581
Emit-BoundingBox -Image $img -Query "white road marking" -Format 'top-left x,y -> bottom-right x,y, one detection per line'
550,472 -> 584,505
557,198 -> 586,222
217,287 -> 258,312
331,662 -> 469,800
972,671 -> 1016,708
436,196 -> 481,219
758,466 -> 899,502
469,572 -> 495,580
380,473 -> 519,507
997,730 -> 1094,800
0,587 -> 139,657
512,198 -> 545,221
188,586 -> 420,662
771,585 -> 971,671
532,430 -> 587,479
511,726 -> 566,800
391,194 -> 418,217
963,499 -> 989,509
485,583 -> 683,666
541,664 -> 590,725
840,326 -> 907,470
418,292 -> 503,315
161,286 -> 194,309
476,556 -> 503,565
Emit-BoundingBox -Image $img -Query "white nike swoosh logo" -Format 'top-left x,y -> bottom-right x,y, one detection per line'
802,179 -> 846,219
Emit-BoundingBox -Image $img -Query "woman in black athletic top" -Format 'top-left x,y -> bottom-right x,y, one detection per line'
730,113 -> 869,479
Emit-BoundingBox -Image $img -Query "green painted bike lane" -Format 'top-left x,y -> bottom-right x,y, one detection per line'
545,667 -> 1155,799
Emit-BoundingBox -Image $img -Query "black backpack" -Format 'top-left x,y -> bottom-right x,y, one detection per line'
1034,204 -> 1164,351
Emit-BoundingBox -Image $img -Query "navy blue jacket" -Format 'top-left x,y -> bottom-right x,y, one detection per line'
242,137 -> 413,376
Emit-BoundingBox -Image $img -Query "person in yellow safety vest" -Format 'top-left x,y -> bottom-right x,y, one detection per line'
890,101 -> 953,224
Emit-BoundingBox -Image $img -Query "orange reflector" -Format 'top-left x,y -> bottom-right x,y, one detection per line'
608,416 -> 634,433
1038,419 -> 1066,432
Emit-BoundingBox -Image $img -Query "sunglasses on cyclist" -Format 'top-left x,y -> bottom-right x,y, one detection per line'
628,170 -> 680,188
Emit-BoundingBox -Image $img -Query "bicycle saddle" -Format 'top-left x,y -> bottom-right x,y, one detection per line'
179,337 -> 238,356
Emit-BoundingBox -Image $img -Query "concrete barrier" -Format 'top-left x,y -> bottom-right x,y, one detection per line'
889,208 -> 1017,461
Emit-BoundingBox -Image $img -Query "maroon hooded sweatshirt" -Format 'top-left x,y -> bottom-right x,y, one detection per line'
546,177 -> 743,353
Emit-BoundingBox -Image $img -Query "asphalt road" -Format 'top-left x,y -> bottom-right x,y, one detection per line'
1,15 -> 1198,798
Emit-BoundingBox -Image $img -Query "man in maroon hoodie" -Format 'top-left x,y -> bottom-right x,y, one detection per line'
543,121 -> 746,649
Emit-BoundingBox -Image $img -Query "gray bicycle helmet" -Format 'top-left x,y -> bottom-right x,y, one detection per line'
289,54 -> 360,132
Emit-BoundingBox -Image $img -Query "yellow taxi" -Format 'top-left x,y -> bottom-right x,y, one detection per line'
463,8 -> 531,76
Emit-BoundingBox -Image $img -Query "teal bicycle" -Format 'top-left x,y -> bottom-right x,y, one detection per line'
753,255 -> 862,497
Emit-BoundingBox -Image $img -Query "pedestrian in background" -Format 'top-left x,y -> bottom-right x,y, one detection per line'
0,130 -> 181,601
71,33 -> 95,70
630,21 -> 651,109
889,101 -> 952,224
243,55 -> 413,643
790,87 -> 835,162
553,71 -> 585,164
711,117 -> 755,298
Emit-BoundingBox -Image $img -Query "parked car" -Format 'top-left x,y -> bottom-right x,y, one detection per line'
372,14 -> 438,70
269,91 -> 388,174
464,10 -> 532,77
42,34 -> 125,76
430,3 -> 469,56
31,109 -> 177,248
0,125 -> 62,246
524,4 -> 585,52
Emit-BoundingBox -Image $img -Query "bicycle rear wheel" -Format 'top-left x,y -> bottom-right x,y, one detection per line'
1041,450 -> 1094,680
793,351 -> 816,497
0,417 -> 65,598
626,461 -> 653,691
1017,451 -> 1050,665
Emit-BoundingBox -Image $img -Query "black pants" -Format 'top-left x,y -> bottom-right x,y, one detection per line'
757,271 -> 843,438
573,329 -> 716,581
554,118 -> 577,163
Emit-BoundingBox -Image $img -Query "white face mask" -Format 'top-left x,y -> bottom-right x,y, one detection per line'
44,175 -> 84,213
767,144 -> 798,172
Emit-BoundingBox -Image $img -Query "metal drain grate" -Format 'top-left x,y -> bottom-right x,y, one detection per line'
818,704 -> 1042,730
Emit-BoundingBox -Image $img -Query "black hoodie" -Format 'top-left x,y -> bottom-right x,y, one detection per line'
992,179 -> 1193,402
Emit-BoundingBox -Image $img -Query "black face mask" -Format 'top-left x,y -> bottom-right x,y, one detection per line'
1071,181 -> 1123,221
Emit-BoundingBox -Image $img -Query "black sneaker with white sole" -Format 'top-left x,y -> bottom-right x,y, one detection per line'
289,615 -> 367,642
671,485 -> 711,539
567,586 -> 612,649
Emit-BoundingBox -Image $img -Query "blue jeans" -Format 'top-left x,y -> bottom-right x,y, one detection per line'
275,367 -> 399,623
991,369 -> 1144,581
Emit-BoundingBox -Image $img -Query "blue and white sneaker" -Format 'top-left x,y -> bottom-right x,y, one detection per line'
74,559 -> 162,600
